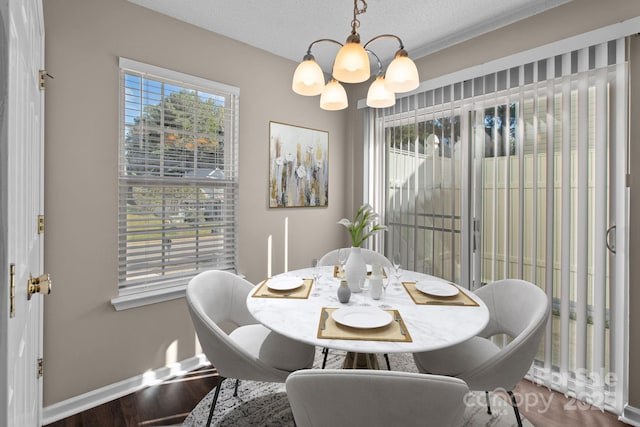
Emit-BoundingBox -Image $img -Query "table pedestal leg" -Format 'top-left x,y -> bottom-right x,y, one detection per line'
342,352 -> 380,369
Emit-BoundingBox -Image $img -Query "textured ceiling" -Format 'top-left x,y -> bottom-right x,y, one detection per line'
128,0 -> 571,72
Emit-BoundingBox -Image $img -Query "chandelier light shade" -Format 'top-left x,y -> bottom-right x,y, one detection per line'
292,0 -> 419,110
320,79 -> 348,111
292,55 -> 325,96
384,49 -> 420,93
366,76 -> 395,108
332,38 -> 371,83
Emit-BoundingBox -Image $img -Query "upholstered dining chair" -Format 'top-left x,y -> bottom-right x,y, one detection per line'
317,247 -> 393,370
286,369 -> 469,427
412,279 -> 550,427
186,270 -> 316,426
317,247 -> 393,268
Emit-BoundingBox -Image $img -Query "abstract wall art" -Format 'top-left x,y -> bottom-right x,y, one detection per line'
269,121 -> 328,208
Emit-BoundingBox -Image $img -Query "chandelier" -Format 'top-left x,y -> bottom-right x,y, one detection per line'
291,0 -> 419,110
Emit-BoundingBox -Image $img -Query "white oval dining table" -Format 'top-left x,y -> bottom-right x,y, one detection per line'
246,266 -> 489,355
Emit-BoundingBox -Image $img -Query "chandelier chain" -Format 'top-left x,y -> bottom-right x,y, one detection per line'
350,0 -> 368,35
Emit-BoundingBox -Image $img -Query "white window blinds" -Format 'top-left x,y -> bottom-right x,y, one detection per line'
118,58 -> 239,293
368,37 -> 628,413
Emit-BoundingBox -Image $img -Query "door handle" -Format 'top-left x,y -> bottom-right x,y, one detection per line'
472,218 -> 479,252
27,273 -> 52,300
606,225 -> 616,254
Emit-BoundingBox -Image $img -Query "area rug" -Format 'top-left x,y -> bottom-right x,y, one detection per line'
183,350 -> 534,426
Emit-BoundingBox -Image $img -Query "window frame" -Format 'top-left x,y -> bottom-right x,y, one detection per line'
112,58 -> 240,310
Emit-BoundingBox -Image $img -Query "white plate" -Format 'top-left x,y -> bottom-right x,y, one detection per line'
416,279 -> 459,297
266,277 -> 304,291
332,307 -> 393,329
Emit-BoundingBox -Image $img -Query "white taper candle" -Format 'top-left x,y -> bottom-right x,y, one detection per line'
267,235 -> 272,278
284,217 -> 289,272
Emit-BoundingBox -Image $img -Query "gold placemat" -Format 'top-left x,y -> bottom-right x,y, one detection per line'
317,307 -> 412,342
333,265 -> 388,279
252,278 -> 313,299
402,282 -> 479,306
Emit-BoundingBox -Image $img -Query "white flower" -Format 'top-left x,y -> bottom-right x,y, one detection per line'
338,218 -> 352,228
338,204 -> 387,247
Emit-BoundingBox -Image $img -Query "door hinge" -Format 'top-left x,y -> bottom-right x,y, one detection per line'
39,70 -> 54,91
37,358 -> 44,378
39,70 -> 46,90
38,215 -> 45,234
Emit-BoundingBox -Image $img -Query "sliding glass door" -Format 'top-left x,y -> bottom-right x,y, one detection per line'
371,38 -> 628,412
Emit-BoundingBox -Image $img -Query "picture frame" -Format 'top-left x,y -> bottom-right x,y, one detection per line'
269,121 -> 329,208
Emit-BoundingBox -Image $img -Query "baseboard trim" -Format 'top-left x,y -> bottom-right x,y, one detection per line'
621,404 -> 640,426
42,354 -> 209,425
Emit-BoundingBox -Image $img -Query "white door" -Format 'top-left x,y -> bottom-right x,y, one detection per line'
0,0 -> 46,426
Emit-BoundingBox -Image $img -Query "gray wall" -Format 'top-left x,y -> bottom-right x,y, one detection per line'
43,0 -> 640,412
43,0 -> 348,405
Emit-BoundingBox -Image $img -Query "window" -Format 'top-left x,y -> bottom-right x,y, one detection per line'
113,58 -> 239,309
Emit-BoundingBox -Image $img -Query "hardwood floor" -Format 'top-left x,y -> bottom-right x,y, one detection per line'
45,365 -> 629,427
513,380 -> 628,427
44,367 -> 220,427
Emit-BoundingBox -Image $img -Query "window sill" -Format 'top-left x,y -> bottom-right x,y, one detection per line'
111,284 -> 187,311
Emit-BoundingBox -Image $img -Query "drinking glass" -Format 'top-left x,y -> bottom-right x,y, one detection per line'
381,271 -> 390,297
337,248 -> 349,275
392,252 -> 402,285
311,258 -> 321,284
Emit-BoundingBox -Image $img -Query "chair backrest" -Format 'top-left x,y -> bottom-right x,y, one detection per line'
286,369 -> 469,427
318,247 -> 392,268
186,270 -> 290,382
464,279 -> 550,390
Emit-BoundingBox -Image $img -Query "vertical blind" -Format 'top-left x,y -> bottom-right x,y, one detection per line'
368,38 -> 628,412
118,58 -> 239,292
